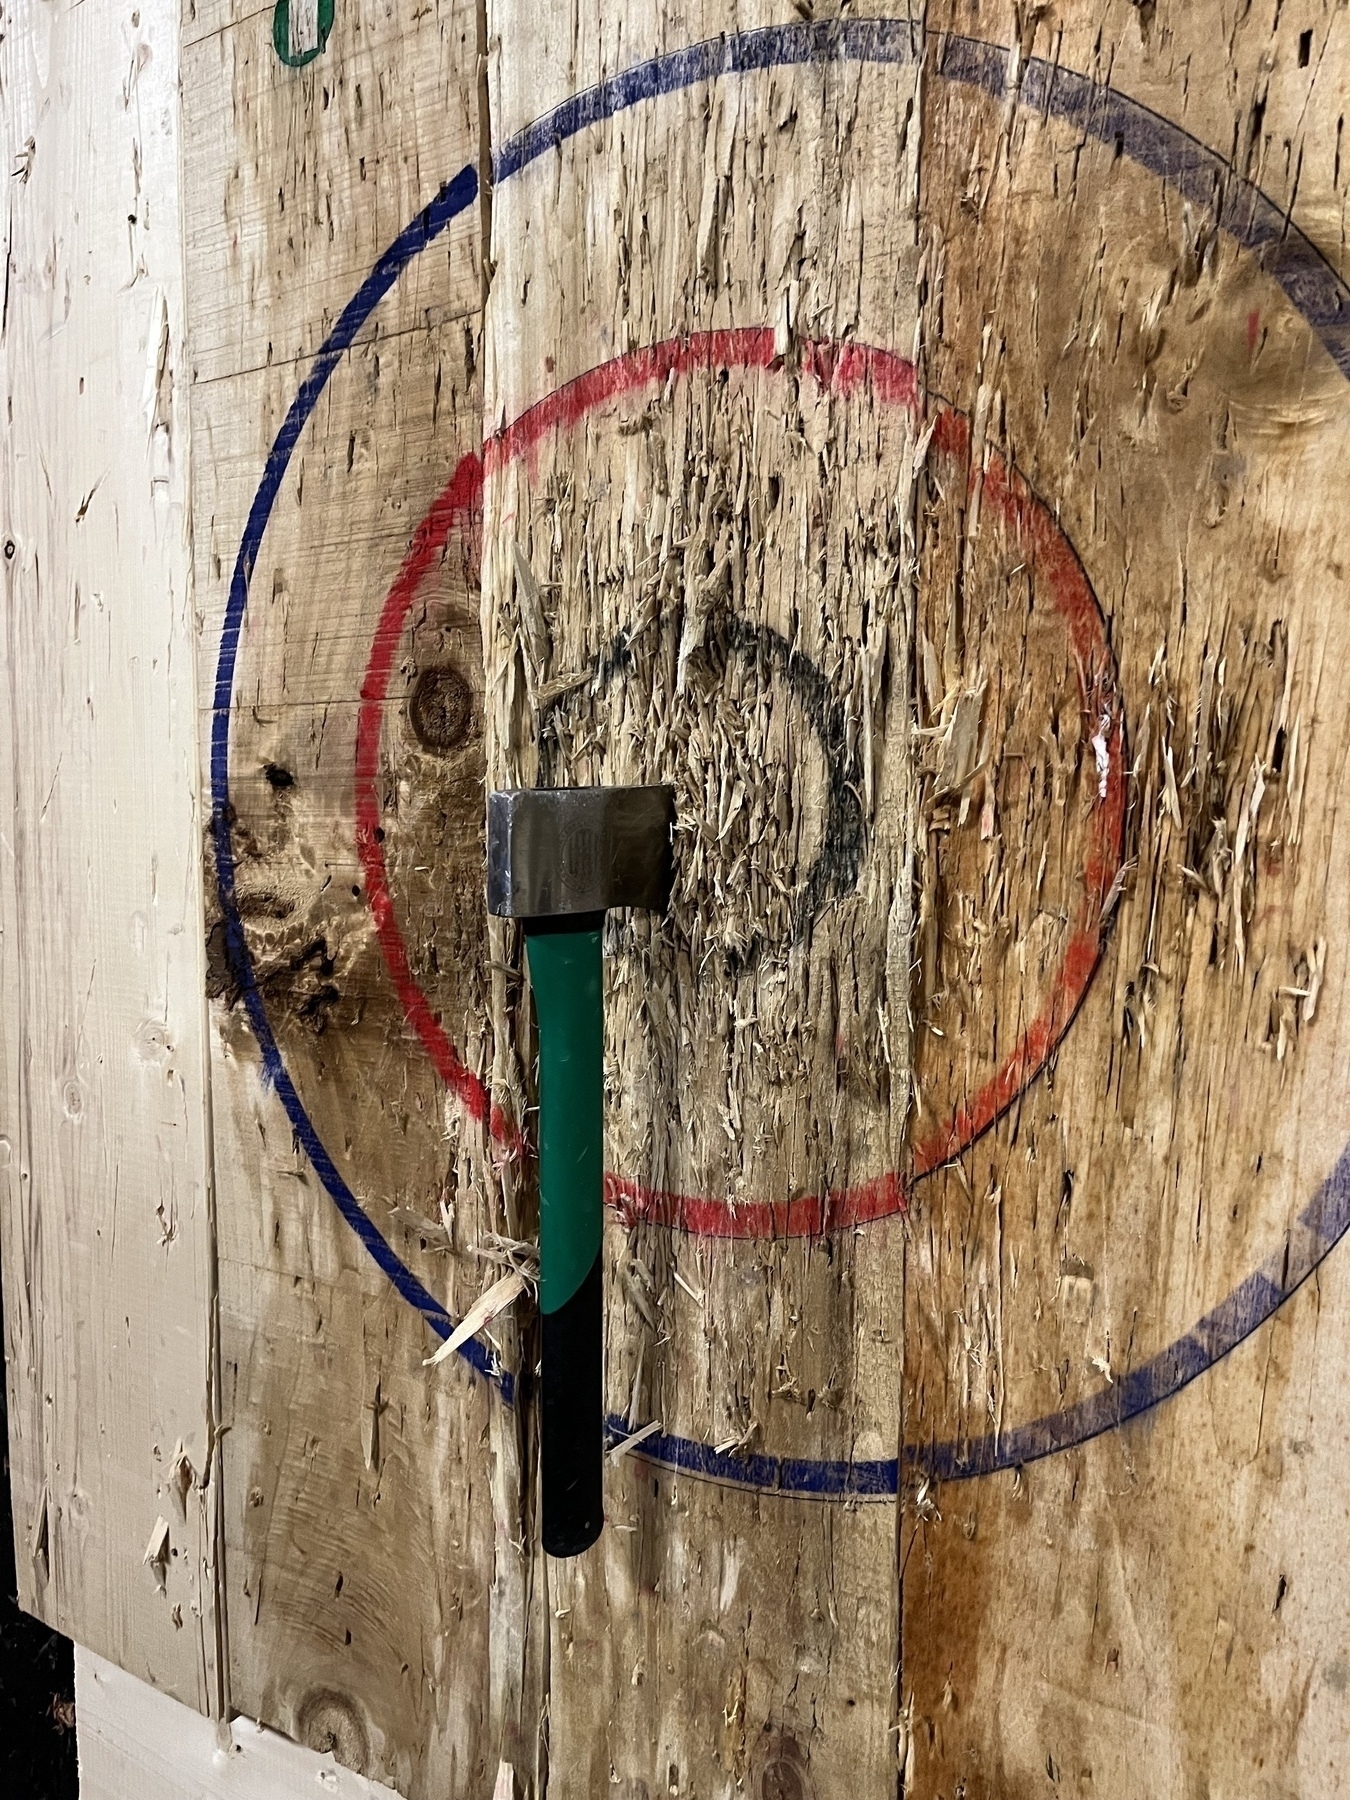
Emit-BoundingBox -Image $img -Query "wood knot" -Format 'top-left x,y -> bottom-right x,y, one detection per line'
753,1729 -> 815,1800
409,663 -> 474,754
295,1688 -> 370,1774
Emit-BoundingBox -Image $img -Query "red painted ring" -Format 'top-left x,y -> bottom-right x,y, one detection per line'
354,330 -> 1127,1236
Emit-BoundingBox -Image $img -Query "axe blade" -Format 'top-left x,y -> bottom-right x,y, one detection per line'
487,785 -> 676,921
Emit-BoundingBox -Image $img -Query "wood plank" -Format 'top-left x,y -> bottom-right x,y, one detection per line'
76,1644 -> 406,1800
0,0 -> 222,1712
903,1 -> 1350,1790
482,7 -> 923,1793
181,4 -> 531,1792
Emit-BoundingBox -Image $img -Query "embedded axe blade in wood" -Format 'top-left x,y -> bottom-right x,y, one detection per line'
487,785 -> 675,1556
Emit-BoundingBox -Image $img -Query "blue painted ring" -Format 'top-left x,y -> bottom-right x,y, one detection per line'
212,22 -> 1350,1496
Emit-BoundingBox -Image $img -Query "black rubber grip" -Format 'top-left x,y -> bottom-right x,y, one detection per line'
540,1249 -> 604,1557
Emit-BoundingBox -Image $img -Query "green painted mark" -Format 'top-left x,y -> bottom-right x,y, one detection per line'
525,923 -> 604,1315
272,0 -> 335,67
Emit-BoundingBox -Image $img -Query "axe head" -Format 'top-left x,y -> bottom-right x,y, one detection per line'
487,785 -> 676,921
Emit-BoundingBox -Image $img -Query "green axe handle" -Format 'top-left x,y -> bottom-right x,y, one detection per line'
524,917 -> 605,1557
486,783 -> 674,1558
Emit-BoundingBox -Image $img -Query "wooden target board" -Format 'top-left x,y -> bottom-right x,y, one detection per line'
9,0 -> 1346,1796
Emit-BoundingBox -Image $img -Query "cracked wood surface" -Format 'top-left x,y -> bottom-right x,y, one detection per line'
183,3 -> 515,1794
482,4 -> 920,1793
904,3 -> 1350,1795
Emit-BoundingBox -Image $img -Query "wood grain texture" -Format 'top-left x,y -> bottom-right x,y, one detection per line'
180,0 -> 480,387
75,1644 -> 405,1800
182,3 -> 522,1792
902,2 -> 1350,1793
482,5 -> 922,1794
0,0 -> 223,1712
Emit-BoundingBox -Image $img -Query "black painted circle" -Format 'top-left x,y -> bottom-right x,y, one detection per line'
540,611 -> 863,970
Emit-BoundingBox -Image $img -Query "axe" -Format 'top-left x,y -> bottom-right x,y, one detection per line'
487,785 -> 675,1556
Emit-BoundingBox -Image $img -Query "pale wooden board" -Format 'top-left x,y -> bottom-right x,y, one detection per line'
181,2 -> 524,1791
484,5 -> 921,1793
0,0 -> 222,1713
75,1644 -> 405,1800
902,0 -> 1350,1791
